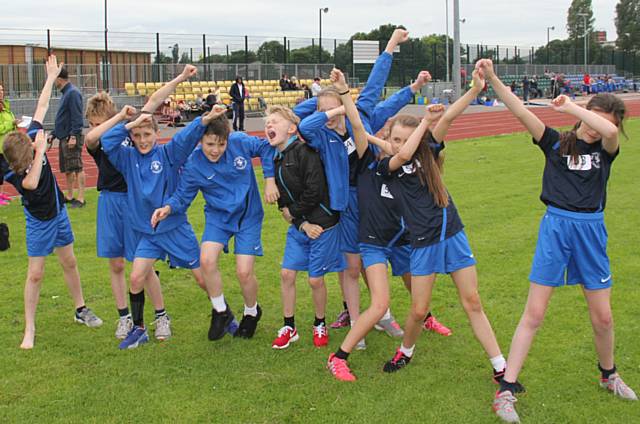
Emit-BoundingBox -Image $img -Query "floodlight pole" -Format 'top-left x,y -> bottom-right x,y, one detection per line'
319,8 -> 329,64
104,0 -> 109,90
452,0 -> 461,99
546,26 -> 555,64
445,0 -> 450,82
577,13 -> 589,71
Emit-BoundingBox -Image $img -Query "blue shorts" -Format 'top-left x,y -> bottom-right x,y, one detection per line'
96,190 -> 140,260
530,206 -> 612,290
202,216 -> 262,256
134,222 -> 201,269
410,230 -> 476,276
25,207 -> 74,257
360,243 -> 411,277
282,225 -> 346,278
339,188 -> 360,254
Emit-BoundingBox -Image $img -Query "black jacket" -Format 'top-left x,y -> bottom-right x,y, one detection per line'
229,83 -> 246,104
275,138 -> 339,230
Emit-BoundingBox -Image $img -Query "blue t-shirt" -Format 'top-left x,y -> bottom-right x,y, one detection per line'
536,126 -> 618,212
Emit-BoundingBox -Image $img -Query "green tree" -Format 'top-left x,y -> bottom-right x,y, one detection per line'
615,0 -> 640,51
289,45 -> 331,63
567,0 -> 595,39
257,40 -> 285,63
179,52 -> 191,64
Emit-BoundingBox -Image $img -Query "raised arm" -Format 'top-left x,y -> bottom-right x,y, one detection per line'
551,95 -> 619,155
85,105 -> 136,150
34,55 -> 63,125
388,104 -> 445,172
366,133 -> 394,156
432,69 -> 483,142
21,130 -> 47,190
477,59 -> 545,142
331,68 -> 368,158
293,97 -> 318,121
142,64 -> 197,114
165,105 -> 225,167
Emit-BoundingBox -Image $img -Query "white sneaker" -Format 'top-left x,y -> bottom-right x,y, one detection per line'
115,316 -> 133,340
153,314 -> 172,341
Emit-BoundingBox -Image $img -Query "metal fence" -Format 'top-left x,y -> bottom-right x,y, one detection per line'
0,63 -> 337,98
1,27 -> 638,96
461,64 -> 617,77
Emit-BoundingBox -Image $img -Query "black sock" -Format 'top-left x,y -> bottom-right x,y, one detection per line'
499,379 -> 519,394
130,290 -> 145,327
284,316 -> 295,329
75,305 -> 87,315
117,307 -> 130,318
314,316 -> 326,327
155,308 -> 167,319
598,363 -> 617,380
425,311 -> 432,320
335,348 -> 349,360
342,301 -> 348,310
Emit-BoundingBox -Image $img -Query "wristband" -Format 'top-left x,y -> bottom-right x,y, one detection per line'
140,111 -> 153,115
338,89 -> 350,96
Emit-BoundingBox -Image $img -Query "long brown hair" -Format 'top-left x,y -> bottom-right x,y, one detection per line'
560,93 -> 626,163
390,114 -> 449,208
2,131 -> 33,174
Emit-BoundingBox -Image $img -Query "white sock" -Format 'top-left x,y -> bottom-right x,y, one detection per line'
211,294 -> 226,312
381,309 -> 392,321
490,354 -> 506,372
244,302 -> 258,317
350,320 -> 356,327
400,344 -> 415,358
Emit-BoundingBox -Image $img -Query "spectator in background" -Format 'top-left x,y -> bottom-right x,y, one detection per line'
583,73 -> 591,95
48,67 -> 86,208
530,76 -> 542,98
205,87 -> 219,110
311,77 -> 322,97
510,80 -> 517,93
289,76 -> 300,90
230,76 -> 247,131
280,74 -> 291,91
0,83 -> 19,172
522,75 -> 530,104
301,84 -> 312,100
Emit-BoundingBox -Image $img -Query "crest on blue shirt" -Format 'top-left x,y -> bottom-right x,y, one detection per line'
234,156 -> 248,170
150,160 -> 163,174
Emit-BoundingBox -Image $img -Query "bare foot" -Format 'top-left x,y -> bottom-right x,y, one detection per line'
20,331 -> 35,349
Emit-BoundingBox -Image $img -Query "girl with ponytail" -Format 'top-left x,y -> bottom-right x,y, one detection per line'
375,69 -> 508,385
478,58 -> 636,424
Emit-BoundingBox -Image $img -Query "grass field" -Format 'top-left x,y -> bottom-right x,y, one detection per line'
1,121 -> 639,423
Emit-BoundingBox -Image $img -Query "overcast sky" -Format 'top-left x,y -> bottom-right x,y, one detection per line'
0,0 -> 618,47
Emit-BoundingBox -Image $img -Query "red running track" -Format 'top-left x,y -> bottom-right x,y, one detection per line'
3,99 -> 639,197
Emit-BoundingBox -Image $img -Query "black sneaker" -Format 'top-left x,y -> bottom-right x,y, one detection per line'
383,348 -> 412,373
497,374 -> 527,394
235,304 -> 262,339
208,304 -> 239,341
70,199 -> 86,208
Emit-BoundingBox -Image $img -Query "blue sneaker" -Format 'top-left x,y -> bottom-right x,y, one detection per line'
118,325 -> 149,350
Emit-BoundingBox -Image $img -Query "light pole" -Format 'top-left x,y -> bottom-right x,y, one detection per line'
452,0 -> 461,99
445,0 -> 450,82
577,13 -> 589,71
546,26 -> 555,64
319,7 -> 329,64
104,0 -> 109,90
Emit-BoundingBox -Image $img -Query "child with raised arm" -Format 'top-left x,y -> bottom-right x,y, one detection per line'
376,70 -> 507,385
2,55 -> 103,349
84,94 -> 165,341
475,58 -> 637,424
101,66 -> 224,349
151,105 -> 278,341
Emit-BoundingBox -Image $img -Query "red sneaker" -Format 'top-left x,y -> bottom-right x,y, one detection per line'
330,309 -> 350,329
271,326 -> 299,349
313,324 -> 329,347
327,353 -> 356,381
424,315 -> 452,336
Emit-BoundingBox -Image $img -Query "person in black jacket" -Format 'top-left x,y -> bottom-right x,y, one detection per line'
229,76 -> 247,131
264,105 -> 345,351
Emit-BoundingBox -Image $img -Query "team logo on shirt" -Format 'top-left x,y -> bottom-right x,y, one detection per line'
121,137 -> 132,147
344,137 -> 356,155
150,160 -> 163,174
380,183 -> 394,199
401,163 -> 416,174
564,153 -> 601,171
234,156 -> 248,170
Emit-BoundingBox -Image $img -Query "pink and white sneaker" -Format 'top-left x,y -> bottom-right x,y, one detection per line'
327,353 -> 356,381
424,315 -> 452,336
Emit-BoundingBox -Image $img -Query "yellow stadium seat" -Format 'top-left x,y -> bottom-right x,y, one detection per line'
185,94 -> 195,101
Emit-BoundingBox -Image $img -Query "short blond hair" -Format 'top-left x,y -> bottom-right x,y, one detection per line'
86,92 -> 117,120
265,105 -> 300,126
